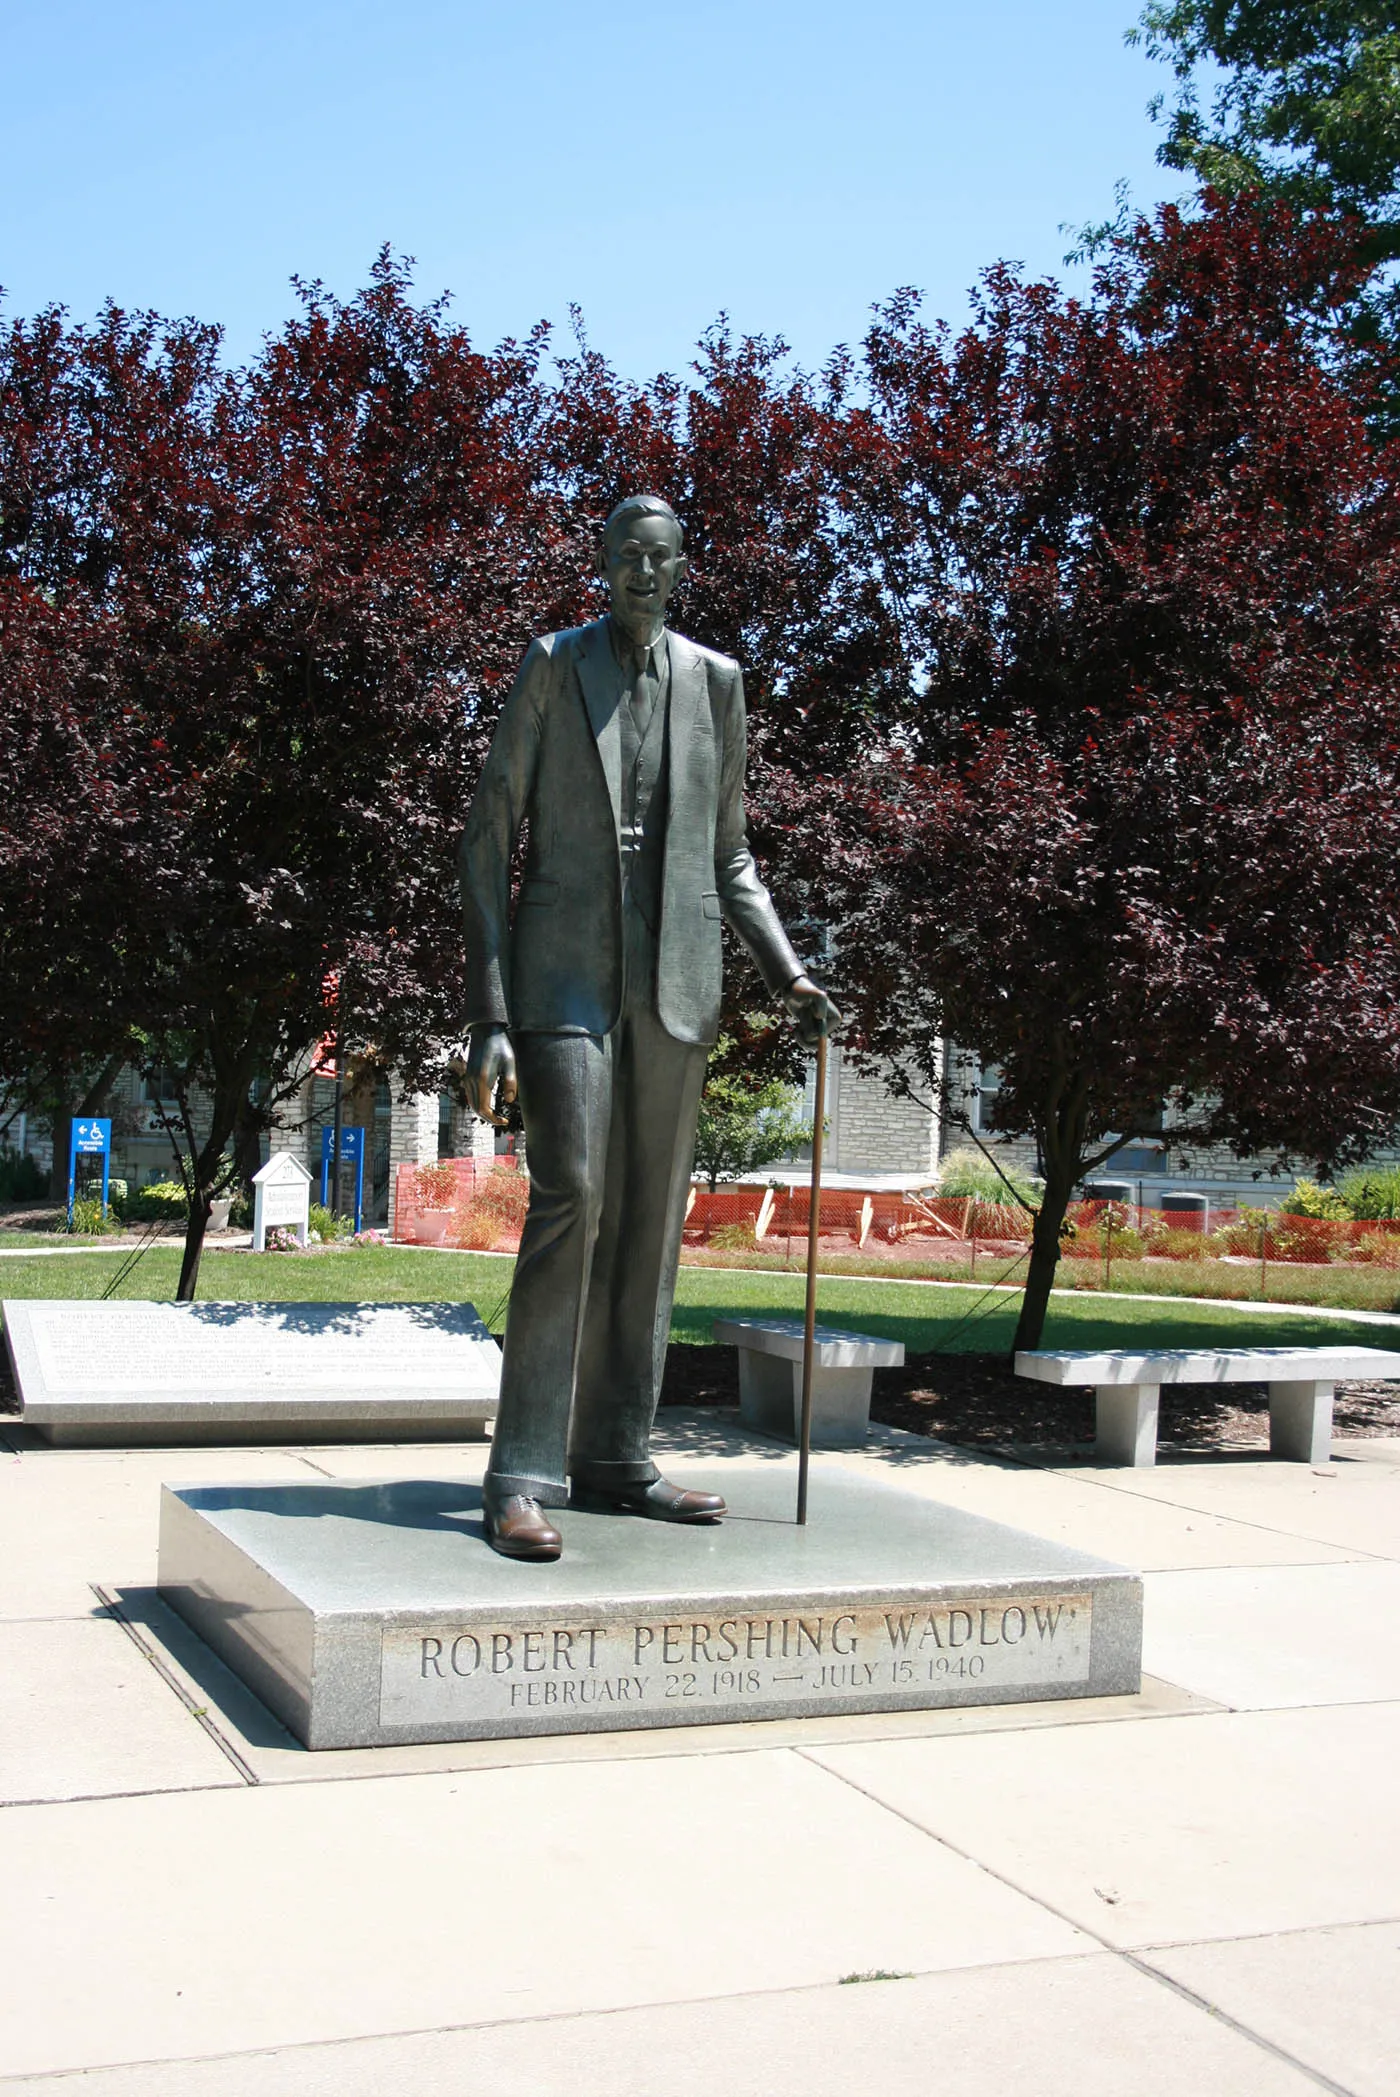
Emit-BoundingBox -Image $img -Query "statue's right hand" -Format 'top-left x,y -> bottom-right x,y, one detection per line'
466,1027 -> 517,1127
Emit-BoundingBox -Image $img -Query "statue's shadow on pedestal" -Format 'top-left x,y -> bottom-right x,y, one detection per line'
184,1478 -> 491,1544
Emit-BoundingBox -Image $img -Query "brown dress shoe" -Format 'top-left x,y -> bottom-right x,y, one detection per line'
484,1494 -> 563,1561
571,1476 -> 726,1522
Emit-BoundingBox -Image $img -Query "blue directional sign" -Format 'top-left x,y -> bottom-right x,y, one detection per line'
320,1124 -> 366,1233
68,1116 -> 112,1225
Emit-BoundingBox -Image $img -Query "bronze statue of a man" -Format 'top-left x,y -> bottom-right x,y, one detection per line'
460,495 -> 835,1560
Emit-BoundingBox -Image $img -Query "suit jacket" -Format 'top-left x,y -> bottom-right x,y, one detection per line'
459,618 -> 804,1045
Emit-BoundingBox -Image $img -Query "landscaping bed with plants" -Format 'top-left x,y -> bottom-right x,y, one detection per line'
675,1154 -> 1400,1313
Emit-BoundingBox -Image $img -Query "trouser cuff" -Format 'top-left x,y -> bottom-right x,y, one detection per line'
568,1458 -> 660,1487
483,1470 -> 570,1510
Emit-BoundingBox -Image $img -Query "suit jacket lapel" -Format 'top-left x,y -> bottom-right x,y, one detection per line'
665,630 -> 704,818
575,619 -> 622,838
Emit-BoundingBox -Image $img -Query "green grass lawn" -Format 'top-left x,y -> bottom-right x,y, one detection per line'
0,1244 -> 1394,1357
682,1244 -> 1400,1315
0,1230 -> 110,1248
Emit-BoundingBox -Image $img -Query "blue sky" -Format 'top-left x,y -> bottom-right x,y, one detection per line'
3,0 -> 1191,379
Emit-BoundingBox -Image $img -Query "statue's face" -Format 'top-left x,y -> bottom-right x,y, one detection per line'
600,512 -> 686,633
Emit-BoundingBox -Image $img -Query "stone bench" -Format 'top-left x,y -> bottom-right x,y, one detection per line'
712,1317 -> 904,1447
1014,1344 -> 1400,1465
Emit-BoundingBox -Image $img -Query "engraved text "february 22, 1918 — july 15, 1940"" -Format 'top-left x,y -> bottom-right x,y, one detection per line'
379,1594 -> 1094,1727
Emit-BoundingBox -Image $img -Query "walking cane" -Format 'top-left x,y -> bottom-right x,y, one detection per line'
795,1027 -> 829,1526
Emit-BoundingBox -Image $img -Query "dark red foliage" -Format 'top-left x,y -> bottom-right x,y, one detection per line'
0,263 -> 874,1283
3,203 -> 1397,1334
814,194 -> 1400,1345
0,260 -> 585,1290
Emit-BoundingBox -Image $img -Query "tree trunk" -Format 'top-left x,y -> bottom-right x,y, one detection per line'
173,1078 -> 246,1302
47,1110 -> 73,1206
1014,1174 -> 1075,1352
1012,1056 -> 1089,1354
232,1092 -> 263,1204
176,1191 -> 212,1301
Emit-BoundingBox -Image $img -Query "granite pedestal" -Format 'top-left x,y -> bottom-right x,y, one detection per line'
157,1466 -> 1143,1747
2,1300 -> 501,1445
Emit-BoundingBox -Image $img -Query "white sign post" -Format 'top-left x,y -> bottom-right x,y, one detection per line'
252,1153 -> 312,1250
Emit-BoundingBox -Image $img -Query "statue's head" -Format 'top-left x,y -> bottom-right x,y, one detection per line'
599,493 -> 687,636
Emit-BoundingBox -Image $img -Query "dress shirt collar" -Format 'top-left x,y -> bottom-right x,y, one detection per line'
607,613 -> 668,675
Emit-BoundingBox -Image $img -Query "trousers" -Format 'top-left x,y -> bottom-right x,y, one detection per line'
483,899 -> 708,1506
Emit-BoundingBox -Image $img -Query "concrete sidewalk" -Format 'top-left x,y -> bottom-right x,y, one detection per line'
1,1406 -> 1396,2095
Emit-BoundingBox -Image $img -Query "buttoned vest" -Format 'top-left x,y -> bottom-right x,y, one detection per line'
618,679 -> 670,934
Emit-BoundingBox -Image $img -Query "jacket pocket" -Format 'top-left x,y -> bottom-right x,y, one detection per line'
519,878 -> 559,907
701,891 -> 722,920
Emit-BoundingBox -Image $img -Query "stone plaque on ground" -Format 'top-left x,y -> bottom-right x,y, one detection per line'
2,1300 -> 500,1445
157,1465 -> 1142,1746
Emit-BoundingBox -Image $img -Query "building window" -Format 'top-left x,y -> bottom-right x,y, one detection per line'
972,1063 -> 1002,1135
1115,1141 -> 1167,1175
142,1069 -> 180,1104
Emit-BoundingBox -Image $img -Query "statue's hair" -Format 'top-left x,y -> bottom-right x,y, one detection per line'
602,492 -> 684,547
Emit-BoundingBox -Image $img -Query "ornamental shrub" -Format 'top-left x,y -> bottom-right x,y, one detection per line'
124,1180 -> 189,1225
1343,1230 -> 1400,1268
694,1042 -> 811,1192
1062,1208 -> 1143,1261
935,1147 -> 1041,1208
448,1163 -> 529,1249
0,1150 -> 46,1201
1214,1209 -> 1270,1257
1338,1164 -> 1400,1220
1282,1177 -> 1353,1220
1144,1223 -> 1217,1260
1266,1218 -> 1330,1263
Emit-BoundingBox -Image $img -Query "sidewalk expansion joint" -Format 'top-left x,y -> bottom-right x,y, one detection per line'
794,1746 -> 1364,2097
0,1949 -> 1092,2089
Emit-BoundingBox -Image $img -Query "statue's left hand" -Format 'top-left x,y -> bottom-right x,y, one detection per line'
783,975 -> 842,1049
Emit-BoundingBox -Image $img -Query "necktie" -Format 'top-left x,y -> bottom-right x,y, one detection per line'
631,643 -> 654,742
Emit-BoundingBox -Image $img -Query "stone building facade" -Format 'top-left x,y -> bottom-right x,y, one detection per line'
8,1041 -> 1398,1220
815,1047 -> 941,1181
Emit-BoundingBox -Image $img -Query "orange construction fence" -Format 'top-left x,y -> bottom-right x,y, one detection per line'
394,1157 -> 527,1251
393,1163 -> 1400,1274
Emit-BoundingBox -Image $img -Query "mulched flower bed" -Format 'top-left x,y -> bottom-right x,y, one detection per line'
659,1344 -> 1400,1450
